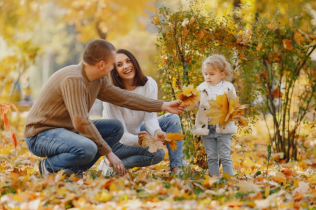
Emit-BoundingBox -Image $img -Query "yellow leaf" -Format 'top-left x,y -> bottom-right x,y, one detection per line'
294,30 -> 305,46
205,91 -> 247,127
165,132 -> 185,151
256,42 -> 262,51
94,191 -> 113,202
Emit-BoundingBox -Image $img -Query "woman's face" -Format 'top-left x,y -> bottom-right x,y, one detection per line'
115,53 -> 135,81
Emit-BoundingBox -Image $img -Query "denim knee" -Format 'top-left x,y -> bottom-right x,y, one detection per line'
152,149 -> 165,164
113,119 -> 124,141
78,142 -> 98,164
168,114 -> 181,124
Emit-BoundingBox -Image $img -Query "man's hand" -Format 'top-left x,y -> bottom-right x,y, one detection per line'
138,131 -> 148,145
106,152 -> 125,175
154,130 -> 167,145
161,101 -> 184,114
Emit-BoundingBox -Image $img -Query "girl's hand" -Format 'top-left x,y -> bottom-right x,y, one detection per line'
161,101 -> 184,114
138,131 -> 149,145
106,152 -> 125,175
154,130 -> 167,145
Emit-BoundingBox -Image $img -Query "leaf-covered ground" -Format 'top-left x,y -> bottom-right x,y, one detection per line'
0,119 -> 316,210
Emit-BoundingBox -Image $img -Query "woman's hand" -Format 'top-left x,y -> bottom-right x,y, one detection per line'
154,129 -> 167,145
161,101 -> 184,114
138,131 -> 149,145
106,152 -> 125,175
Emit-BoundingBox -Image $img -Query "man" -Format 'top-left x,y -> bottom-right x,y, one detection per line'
24,39 -> 184,177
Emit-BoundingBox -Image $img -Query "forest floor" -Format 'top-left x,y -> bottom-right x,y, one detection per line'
0,117 -> 316,210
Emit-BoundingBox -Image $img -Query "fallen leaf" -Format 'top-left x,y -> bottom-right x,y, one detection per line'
236,181 -> 261,193
270,171 -> 286,185
281,168 -> 292,176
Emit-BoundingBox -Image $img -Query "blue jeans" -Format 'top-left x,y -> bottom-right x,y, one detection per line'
202,125 -> 234,177
25,119 -> 124,173
112,113 -> 184,170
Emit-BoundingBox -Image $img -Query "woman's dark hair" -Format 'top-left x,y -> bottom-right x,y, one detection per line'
110,49 -> 147,89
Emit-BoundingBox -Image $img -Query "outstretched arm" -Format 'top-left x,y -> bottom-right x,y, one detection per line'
98,79 -> 183,114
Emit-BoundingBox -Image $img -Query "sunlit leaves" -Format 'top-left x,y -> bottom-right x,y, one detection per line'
165,132 -> 185,151
205,91 -> 247,127
178,85 -> 200,110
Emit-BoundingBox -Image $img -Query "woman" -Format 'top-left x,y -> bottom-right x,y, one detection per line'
98,49 -> 184,175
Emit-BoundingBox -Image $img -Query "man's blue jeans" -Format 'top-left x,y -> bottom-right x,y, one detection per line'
25,119 -> 124,173
112,113 -> 184,170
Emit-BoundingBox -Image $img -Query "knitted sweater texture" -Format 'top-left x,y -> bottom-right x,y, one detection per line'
23,63 -> 163,155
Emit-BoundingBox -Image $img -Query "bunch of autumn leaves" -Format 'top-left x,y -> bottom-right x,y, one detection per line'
141,85 -> 247,153
179,85 -> 247,127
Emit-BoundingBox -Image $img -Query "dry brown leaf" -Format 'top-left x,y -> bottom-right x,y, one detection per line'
236,181 -> 261,193
178,85 -> 200,110
142,134 -> 164,153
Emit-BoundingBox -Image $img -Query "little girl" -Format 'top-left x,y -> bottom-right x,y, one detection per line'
192,54 -> 237,177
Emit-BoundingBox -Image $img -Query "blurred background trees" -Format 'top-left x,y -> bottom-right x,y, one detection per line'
1,0 -> 316,161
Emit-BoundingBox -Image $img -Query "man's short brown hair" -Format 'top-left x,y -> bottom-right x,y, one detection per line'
83,39 -> 116,65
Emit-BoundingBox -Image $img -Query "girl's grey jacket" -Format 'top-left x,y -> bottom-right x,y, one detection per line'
192,81 -> 238,135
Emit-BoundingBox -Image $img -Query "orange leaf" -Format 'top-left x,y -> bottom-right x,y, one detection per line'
281,168 -> 292,176
0,104 -> 11,114
178,85 -> 200,110
310,34 -> 316,39
266,24 -> 275,29
283,39 -> 293,51
11,130 -> 17,150
3,113 -> 9,130
165,132 -> 185,151
10,103 -> 19,114
272,88 -> 282,98
197,30 -> 205,40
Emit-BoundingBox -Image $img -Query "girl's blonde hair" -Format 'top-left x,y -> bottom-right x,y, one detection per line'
202,54 -> 233,82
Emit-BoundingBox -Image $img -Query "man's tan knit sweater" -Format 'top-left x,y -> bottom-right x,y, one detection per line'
24,62 -> 163,155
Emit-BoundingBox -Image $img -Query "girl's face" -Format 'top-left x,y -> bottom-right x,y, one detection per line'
115,53 -> 135,81
202,66 -> 225,86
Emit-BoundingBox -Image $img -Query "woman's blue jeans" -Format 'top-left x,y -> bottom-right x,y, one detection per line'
25,119 -> 124,173
112,113 -> 184,170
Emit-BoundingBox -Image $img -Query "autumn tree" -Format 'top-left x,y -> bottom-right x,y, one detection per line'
155,1 -> 316,162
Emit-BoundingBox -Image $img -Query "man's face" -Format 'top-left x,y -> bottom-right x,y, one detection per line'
99,51 -> 116,78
